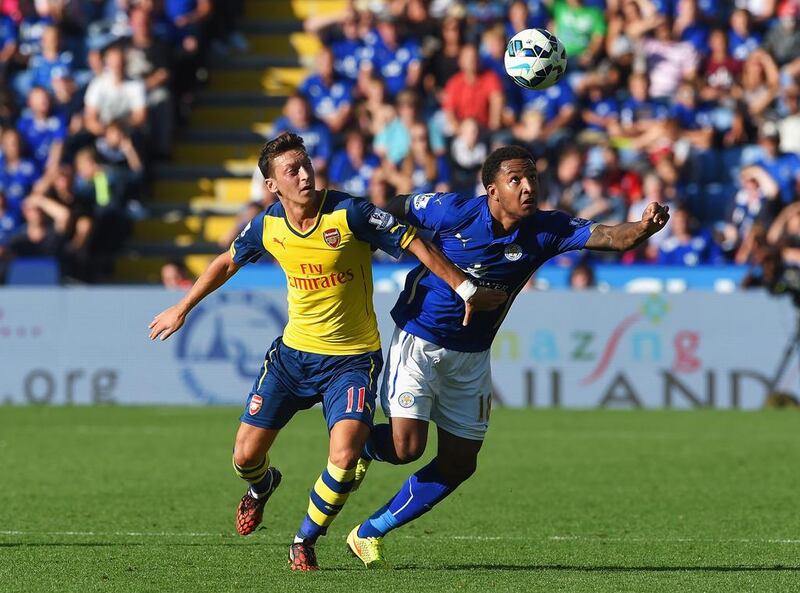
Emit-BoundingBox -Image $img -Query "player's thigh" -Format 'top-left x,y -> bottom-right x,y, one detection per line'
430,348 -> 493,442
239,339 -> 313,436
380,327 -> 438,425
233,423 -> 280,467
389,416 -> 430,461
322,350 -> 383,431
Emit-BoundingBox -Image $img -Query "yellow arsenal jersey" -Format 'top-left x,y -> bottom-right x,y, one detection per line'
230,189 -> 417,355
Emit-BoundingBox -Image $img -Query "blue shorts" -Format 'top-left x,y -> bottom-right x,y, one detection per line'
240,336 -> 383,431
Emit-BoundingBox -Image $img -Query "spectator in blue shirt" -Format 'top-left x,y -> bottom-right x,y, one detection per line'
16,87 -> 66,182
673,0 -> 710,55
619,72 -> 669,137
327,11 -> 367,82
728,8 -> 762,61
272,94 -> 333,174
581,78 -> 620,134
505,0 -> 547,38
658,204 -> 724,265
328,130 -> 380,196
13,25 -> 74,102
0,13 -> 17,85
384,122 -> 451,194
299,47 -> 354,134
0,129 -> 39,216
360,14 -> 421,99
751,121 -> 800,204
0,190 -> 22,247
520,78 -> 577,146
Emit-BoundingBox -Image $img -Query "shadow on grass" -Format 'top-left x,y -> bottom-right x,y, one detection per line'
411,564 -> 800,573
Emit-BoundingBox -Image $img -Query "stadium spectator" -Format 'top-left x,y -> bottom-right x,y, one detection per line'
519,78 -> 577,147
83,44 -> 147,137
12,24 -> 74,103
1,200 -> 62,260
778,86 -> 800,154
673,0 -> 710,55
550,0 -> 607,69
639,17 -> 701,100
95,120 -> 144,173
329,130 -> 380,196
383,122 -> 450,194
701,27 -> 742,103
310,11 -> 366,83
0,128 -> 38,216
124,5 -> 174,159
750,120 -> 800,203
542,145 -> 585,210
424,13 -> 463,95
442,43 -> 504,133
0,190 -> 21,248
657,204 -> 724,265
764,1 -> 800,72
449,117 -> 488,194
16,86 -> 66,186
728,8 -> 762,61
0,10 -> 16,85
568,166 -> 627,225
299,46 -> 354,134
739,49 -> 780,119
767,200 -> 800,266
160,259 -> 194,289
272,94 -> 333,174
360,12 -> 422,99
374,90 -> 422,165
720,165 -> 780,255
481,24 -> 522,122
569,259 -> 597,289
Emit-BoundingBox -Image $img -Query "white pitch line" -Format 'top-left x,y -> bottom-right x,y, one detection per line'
2,530 -> 800,544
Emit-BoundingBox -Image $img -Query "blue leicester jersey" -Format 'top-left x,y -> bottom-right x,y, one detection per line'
391,192 -> 595,352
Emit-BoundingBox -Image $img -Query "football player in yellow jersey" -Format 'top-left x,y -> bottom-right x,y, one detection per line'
148,132 -> 506,571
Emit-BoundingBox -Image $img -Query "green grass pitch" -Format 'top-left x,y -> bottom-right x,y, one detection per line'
1,407 -> 799,592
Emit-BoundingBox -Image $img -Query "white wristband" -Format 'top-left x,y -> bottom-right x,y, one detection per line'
455,279 -> 477,302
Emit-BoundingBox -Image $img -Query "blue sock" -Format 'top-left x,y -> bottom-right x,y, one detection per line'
357,458 -> 453,538
361,423 -> 395,463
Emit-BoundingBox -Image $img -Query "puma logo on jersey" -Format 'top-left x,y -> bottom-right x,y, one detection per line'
455,232 -> 471,247
272,237 -> 286,249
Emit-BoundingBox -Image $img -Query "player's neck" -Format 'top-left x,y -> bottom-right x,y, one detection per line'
488,200 -> 522,237
281,190 -> 324,232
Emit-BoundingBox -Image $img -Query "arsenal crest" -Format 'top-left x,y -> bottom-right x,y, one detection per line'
249,394 -> 263,415
323,228 -> 341,248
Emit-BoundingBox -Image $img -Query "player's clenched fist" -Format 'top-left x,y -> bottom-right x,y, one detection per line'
640,202 -> 670,234
148,305 -> 187,341
463,287 -> 507,326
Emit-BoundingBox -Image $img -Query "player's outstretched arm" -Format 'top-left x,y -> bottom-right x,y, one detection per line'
405,237 -> 507,326
584,202 -> 670,252
148,251 -> 240,341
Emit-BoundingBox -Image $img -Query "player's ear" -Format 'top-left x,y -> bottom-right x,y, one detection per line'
265,177 -> 280,196
486,182 -> 499,202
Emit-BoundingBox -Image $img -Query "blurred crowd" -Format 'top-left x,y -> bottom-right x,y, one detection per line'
0,0 -> 244,282
240,0 -> 800,287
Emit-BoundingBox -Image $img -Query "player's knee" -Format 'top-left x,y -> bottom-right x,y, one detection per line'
395,441 -> 425,464
328,447 -> 361,470
438,457 -> 477,486
233,441 -> 264,469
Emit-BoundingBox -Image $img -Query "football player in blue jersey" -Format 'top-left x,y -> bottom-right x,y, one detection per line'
346,145 -> 670,567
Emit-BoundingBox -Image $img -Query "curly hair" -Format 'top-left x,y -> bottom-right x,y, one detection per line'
480,145 -> 536,189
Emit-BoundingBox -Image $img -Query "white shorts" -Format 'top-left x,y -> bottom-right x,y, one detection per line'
380,326 -> 493,441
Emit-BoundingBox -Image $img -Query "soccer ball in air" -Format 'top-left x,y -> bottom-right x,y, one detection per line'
504,28 -> 567,91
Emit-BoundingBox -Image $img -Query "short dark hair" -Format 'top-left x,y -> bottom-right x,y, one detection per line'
481,145 -> 535,189
258,132 -> 307,178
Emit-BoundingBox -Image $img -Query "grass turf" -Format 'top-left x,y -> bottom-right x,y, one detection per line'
1,407 -> 799,592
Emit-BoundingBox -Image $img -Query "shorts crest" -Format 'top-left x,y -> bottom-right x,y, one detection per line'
249,394 -> 263,415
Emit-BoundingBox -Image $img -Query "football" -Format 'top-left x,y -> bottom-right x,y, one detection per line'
504,28 -> 568,91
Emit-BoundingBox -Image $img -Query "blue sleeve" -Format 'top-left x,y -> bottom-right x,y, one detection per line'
230,212 -> 267,266
404,191 -> 459,232
542,211 -> 595,255
346,197 -> 417,258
